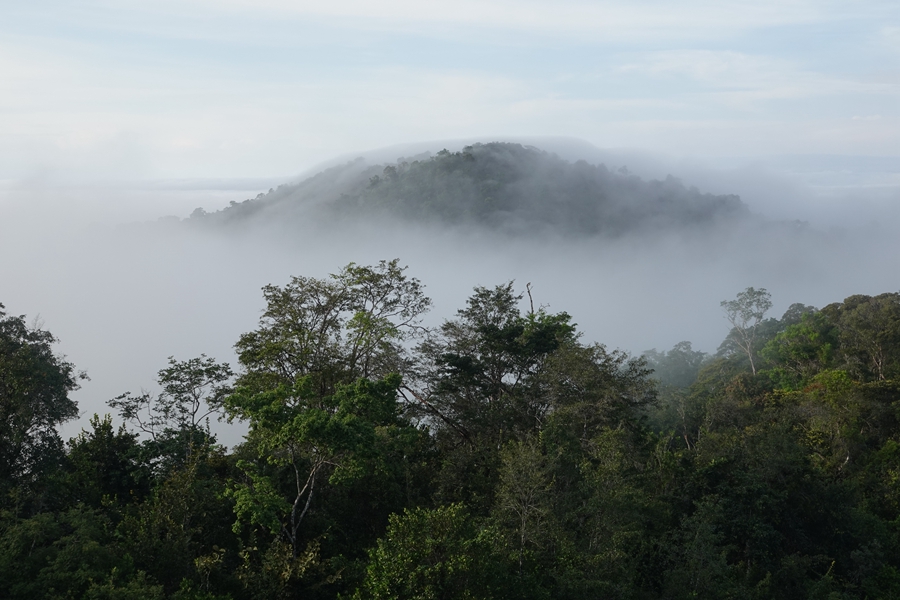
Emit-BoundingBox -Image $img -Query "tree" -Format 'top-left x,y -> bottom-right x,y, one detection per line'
116,448 -> 237,597
234,259 -> 430,398
354,504 -> 513,600
65,414 -> 149,508
759,311 -> 836,387
223,261 -> 431,563
410,282 -> 576,446
0,303 -> 84,508
644,341 -> 707,389
830,293 -> 900,381
109,355 -> 233,471
225,374 -> 410,557
406,283 -> 578,510
493,438 -> 557,575
0,505 -> 164,599
720,287 -> 773,375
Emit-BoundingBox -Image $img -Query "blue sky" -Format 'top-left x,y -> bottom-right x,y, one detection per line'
2,0 -> 899,180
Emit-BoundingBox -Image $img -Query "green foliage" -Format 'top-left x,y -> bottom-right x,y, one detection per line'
83,571 -> 165,600
117,450 -> 239,596
413,282 -> 577,445
644,340 -> 707,389
65,414 -> 149,507
8,276 -> 900,599
761,311 -> 837,388
493,438 -> 557,573
663,498 -> 739,599
826,292 -> 900,381
225,374 -> 415,558
354,504 -> 514,600
233,538 -> 327,600
0,304 -> 84,509
233,259 -> 430,397
0,506 -> 159,599
719,287 -> 773,375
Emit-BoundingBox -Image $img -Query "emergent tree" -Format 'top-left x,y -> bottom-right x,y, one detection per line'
720,287 -> 772,375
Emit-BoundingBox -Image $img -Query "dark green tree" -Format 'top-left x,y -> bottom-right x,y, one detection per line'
0,303 -> 85,510
410,282 -> 577,439
760,310 -> 836,388
407,283 -> 577,509
65,414 -> 149,508
0,505 -> 163,599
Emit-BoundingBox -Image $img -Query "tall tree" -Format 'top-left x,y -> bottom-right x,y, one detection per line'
720,287 -> 772,375
224,261 -> 431,564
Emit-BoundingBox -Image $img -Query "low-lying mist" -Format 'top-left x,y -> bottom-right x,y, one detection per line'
2,139 -> 898,446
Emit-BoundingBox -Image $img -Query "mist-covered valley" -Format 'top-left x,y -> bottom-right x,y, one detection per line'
8,0 -> 900,594
2,138 -> 898,444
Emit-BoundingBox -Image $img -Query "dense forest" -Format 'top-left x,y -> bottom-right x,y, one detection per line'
3,259 -> 900,599
188,143 -> 750,236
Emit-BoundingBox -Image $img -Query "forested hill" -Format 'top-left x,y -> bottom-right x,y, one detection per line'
189,142 -> 750,235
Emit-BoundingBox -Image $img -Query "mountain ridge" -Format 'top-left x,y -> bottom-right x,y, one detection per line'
188,141 -> 751,237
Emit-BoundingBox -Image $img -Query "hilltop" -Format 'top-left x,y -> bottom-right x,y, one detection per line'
188,142 -> 750,236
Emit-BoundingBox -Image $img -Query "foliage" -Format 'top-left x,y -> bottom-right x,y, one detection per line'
719,287 -> 773,375
5,272 -> 900,599
0,304 -> 84,510
0,506 -> 162,599
644,340 -> 707,389
109,355 -> 233,473
65,414 -> 150,507
353,504 -> 514,600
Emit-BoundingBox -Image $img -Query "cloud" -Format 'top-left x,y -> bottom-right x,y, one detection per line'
3,146 -> 899,447
23,0 -> 882,52
3,2 -> 899,180
618,50 -> 899,108
160,0 -> 848,41
882,26 -> 900,53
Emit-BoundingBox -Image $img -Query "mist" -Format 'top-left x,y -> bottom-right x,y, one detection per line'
2,139 -> 899,446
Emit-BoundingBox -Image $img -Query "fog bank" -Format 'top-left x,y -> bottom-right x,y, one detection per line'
2,142 -> 898,445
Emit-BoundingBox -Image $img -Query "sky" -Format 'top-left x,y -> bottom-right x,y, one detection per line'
2,1 -> 900,442
2,0 -> 899,182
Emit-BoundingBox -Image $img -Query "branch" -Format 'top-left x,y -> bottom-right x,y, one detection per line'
399,385 -> 470,441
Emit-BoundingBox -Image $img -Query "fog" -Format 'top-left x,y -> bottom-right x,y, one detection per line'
2,138 -> 898,446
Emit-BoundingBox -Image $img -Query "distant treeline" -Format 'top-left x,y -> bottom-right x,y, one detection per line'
3,262 -> 900,599
190,143 -> 749,236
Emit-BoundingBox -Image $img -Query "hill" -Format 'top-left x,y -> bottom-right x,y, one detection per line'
188,142 -> 750,236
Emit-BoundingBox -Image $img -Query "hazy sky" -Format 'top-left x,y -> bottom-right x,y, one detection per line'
3,0 -> 899,181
